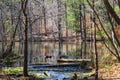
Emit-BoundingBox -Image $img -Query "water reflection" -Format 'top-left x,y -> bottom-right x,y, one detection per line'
11,41 -> 92,66
0,41 -> 94,66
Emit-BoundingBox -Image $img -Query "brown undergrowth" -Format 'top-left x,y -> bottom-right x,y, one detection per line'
99,63 -> 120,80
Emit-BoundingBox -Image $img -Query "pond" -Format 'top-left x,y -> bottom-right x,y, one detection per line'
11,41 -> 93,66
0,41 -> 106,79
0,41 -> 107,67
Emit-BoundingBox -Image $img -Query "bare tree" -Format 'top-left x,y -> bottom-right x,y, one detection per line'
42,0 -> 47,35
103,0 -> 120,26
87,0 -> 120,62
21,0 -> 28,76
57,0 -> 62,42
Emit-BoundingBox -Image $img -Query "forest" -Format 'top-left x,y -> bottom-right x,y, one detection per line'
0,0 -> 120,80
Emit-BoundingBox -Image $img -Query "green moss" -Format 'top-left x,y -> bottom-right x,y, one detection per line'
2,67 -> 23,74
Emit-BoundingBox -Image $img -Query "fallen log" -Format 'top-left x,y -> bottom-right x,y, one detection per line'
29,63 -> 81,68
57,59 -> 91,63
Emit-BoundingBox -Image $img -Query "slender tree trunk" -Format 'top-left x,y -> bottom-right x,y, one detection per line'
21,0 -> 28,76
57,0 -> 62,42
65,0 -> 68,39
18,17 -> 24,41
83,0 -> 87,58
42,0 -> 47,35
94,21 -> 98,80
57,0 -> 62,57
79,4 -> 83,39
80,41 -> 83,58
94,22 -> 98,80
10,0 -> 14,26
28,8 -> 33,42
0,9 -> 5,54
92,0 -> 98,79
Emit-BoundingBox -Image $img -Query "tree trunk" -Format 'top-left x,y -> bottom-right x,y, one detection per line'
42,0 -> 47,35
103,0 -> 120,25
21,0 -> 28,77
79,4 -> 83,39
57,0 -> 62,42
83,1 -> 87,58
117,0 -> 120,9
92,0 -> 98,79
65,1 -> 68,39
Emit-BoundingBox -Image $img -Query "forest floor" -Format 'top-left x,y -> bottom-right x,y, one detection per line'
1,63 -> 120,80
99,63 -> 120,80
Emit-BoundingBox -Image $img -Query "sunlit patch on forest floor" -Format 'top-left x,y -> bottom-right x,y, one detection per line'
99,63 -> 120,80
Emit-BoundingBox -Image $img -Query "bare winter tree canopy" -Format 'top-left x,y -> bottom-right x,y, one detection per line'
0,0 -> 120,79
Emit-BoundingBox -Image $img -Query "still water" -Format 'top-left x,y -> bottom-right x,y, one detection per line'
0,41 -> 109,79
0,41 -> 107,67
11,41 -> 93,66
